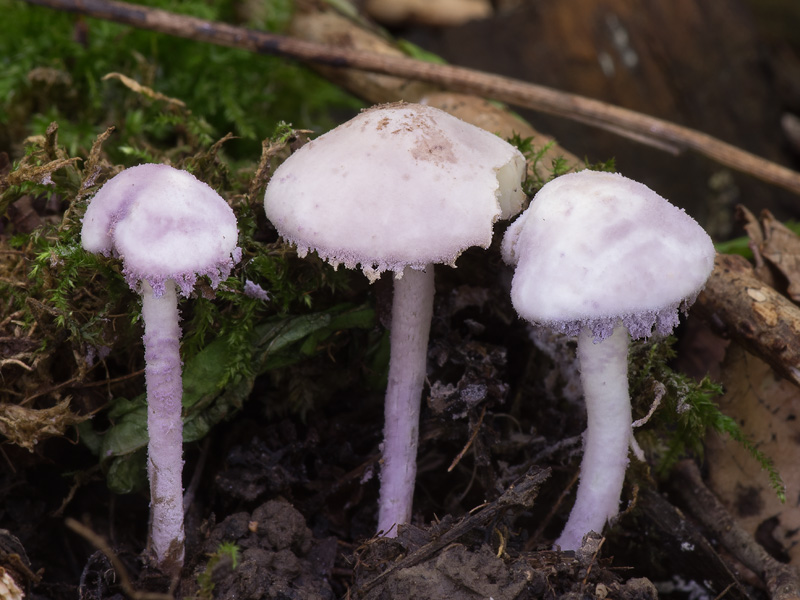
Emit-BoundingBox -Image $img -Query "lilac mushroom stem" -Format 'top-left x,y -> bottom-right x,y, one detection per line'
140,280 -> 185,570
555,323 -> 631,551
378,266 -> 435,535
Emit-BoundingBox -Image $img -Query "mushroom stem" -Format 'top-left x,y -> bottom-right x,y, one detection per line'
556,322 -> 632,551
377,265 -> 435,536
141,280 -> 186,573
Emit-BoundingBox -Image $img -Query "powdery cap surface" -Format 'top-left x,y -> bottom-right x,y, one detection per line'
264,102 -> 526,280
82,164 -> 241,296
502,170 -> 715,340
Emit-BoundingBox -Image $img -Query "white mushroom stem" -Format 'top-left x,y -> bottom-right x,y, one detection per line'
555,322 -> 632,551
377,265 -> 435,536
141,280 -> 186,572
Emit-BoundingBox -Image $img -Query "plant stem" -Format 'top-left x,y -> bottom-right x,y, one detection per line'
555,323 -> 631,551
141,280 -> 185,574
377,266 -> 435,536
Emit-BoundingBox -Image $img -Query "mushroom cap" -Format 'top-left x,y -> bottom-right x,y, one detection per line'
264,102 -> 526,281
82,164 -> 241,297
502,170 -> 715,340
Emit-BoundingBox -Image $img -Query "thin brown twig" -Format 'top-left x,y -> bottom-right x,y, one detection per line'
21,0 -> 800,197
713,583 -> 736,600
581,536 -> 606,587
359,467 -> 549,595
447,405 -> 486,472
65,518 -> 174,600
79,368 -> 145,388
21,368 -> 144,406
525,467 -> 580,552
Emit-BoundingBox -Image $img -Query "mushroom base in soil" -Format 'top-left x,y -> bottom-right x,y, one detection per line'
81,164 -> 241,573
501,170 -> 715,551
264,102 -> 527,536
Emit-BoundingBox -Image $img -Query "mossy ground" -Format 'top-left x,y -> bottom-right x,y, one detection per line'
0,1 -> 784,598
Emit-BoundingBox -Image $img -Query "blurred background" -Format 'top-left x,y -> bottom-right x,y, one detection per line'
358,0 -> 800,237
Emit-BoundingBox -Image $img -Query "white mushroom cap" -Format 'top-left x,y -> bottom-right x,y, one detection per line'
502,170 -> 715,340
82,164 -> 241,296
264,102 -> 526,281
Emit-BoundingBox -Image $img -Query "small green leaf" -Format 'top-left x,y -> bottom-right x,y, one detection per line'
100,399 -> 148,458
106,449 -> 148,494
94,303 -> 374,491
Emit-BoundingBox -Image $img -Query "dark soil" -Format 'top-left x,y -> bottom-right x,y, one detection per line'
0,248 -> 763,599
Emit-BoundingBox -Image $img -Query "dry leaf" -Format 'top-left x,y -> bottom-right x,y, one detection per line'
0,399 -> 87,452
736,204 -> 800,300
705,344 -> 800,564
759,210 -> 800,302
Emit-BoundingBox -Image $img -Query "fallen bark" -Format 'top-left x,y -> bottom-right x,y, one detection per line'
693,253 -> 800,389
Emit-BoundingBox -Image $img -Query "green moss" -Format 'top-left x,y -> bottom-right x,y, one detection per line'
629,337 -> 785,502
507,133 -> 616,197
1,117 -> 380,491
195,541 -> 241,599
0,0 -> 362,162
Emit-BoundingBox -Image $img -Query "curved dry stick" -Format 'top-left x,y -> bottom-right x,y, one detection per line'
671,460 -> 800,600
21,0 -> 800,197
65,518 -> 175,600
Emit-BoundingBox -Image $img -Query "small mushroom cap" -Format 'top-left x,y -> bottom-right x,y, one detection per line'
264,102 -> 526,280
502,170 -> 715,340
82,164 -> 241,296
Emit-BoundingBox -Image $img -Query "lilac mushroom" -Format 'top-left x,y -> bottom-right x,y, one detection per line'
501,170 -> 715,551
264,102 -> 526,535
82,164 -> 241,573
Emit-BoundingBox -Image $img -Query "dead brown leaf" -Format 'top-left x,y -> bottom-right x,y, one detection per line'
705,344 -> 800,564
760,211 -> 800,302
0,399 -> 88,452
737,204 -> 800,300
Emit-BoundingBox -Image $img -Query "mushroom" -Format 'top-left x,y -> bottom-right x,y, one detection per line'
264,102 -> 526,535
501,170 -> 715,551
82,163 -> 241,574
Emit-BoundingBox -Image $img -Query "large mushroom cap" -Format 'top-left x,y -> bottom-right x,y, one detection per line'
264,102 -> 526,280
82,164 -> 241,296
502,170 -> 715,340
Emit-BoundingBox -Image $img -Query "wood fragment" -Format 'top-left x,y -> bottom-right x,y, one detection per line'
692,253 -> 800,388
672,460 -> 800,600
